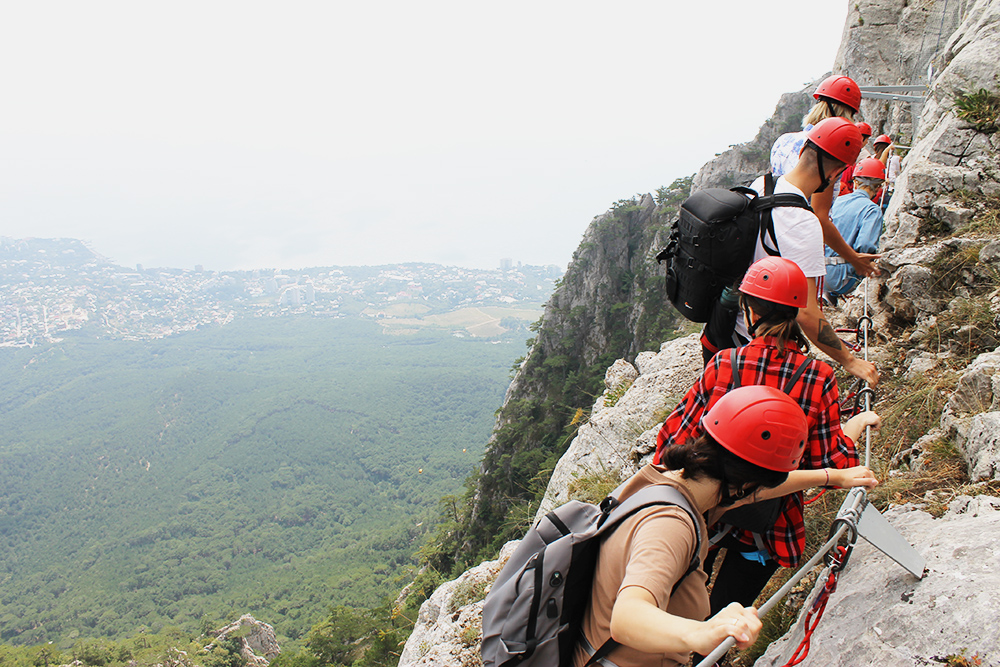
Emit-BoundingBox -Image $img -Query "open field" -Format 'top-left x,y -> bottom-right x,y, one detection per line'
374,304 -> 544,336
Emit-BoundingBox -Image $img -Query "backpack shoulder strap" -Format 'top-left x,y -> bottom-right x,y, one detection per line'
782,357 -> 813,395
760,173 -> 782,257
729,347 -> 741,389
768,193 -> 814,210
602,485 -> 703,584
753,173 -> 813,212
752,173 -> 813,258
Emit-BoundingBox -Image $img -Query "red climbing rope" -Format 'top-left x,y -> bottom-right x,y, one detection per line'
839,387 -> 859,417
779,546 -> 849,666
834,329 -> 863,352
803,488 -> 827,506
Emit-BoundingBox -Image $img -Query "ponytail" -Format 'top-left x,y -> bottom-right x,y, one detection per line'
803,99 -> 857,127
741,294 -> 810,357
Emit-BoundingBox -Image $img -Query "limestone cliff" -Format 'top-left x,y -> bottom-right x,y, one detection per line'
452,190 -> 692,569
402,0 -> 1000,664
452,55 -> 818,572
205,615 -> 280,667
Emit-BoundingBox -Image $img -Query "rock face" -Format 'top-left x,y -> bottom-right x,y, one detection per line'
535,334 -> 702,518
835,0 -> 971,140
869,0 -> 1000,481
206,615 -> 280,667
756,496 -> 1000,666
880,0 -> 1000,257
398,543 -> 516,667
941,348 -> 1000,480
400,0 -> 1000,664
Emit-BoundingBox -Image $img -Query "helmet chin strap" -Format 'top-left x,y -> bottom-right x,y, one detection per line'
816,149 -> 832,193
716,459 -> 761,508
743,302 -> 773,338
718,482 -> 757,508
717,479 -> 737,508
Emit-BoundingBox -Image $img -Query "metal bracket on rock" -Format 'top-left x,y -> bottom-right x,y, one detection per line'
835,487 -> 926,579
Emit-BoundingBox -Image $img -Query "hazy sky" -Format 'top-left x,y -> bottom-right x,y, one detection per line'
1,1 -> 849,272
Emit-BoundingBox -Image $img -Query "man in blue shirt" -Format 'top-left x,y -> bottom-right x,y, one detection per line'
825,158 -> 886,300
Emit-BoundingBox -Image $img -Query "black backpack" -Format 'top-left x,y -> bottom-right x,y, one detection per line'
480,475 -> 702,667
656,173 -> 812,323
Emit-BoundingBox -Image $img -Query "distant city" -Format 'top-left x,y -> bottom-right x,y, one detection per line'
0,237 -> 562,346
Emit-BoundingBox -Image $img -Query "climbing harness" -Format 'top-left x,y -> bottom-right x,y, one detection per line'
695,279 -> 926,667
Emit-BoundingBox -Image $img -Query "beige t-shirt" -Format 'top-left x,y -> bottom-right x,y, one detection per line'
572,466 -> 710,667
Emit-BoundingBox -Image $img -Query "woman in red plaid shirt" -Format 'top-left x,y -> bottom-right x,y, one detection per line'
653,256 -> 880,618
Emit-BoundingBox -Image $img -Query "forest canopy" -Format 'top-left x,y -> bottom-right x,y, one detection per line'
0,316 -> 518,646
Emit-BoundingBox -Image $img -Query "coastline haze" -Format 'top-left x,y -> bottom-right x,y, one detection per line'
0,1 -> 848,272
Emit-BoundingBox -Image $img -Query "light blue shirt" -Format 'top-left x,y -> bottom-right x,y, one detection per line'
825,191 -> 884,296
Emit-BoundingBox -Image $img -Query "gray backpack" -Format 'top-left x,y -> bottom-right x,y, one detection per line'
480,480 -> 702,667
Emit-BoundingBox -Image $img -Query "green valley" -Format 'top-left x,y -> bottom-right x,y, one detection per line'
0,316 -> 521,646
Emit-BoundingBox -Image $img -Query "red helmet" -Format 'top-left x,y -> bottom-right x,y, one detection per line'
807,117 -> 864,164
740,257 -> 808,309
702,386 -> 808,472
855,121 -> 873,138
853,157 -> 886,180
814,75 -> 862,113
873,134 -> 892,146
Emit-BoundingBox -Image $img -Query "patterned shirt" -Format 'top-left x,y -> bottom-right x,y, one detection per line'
769,124 -> 813,177
652,337 -> 859,567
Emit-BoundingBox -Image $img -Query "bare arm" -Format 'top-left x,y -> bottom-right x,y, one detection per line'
877,144 -> 891,166
610,586 -> 761,655
797,278 -> 879,385
752,466 -> 879,502
716,412 -> 881,510
843,410 -> 880,442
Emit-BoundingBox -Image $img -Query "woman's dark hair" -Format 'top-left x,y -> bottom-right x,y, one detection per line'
741,293 -> 810,357
661,432 -> 787,504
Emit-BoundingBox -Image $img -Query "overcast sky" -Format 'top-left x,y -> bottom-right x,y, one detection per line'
1,1 -> 849,272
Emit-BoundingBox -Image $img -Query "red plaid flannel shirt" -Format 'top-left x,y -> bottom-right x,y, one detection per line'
652,337 -> 859,568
